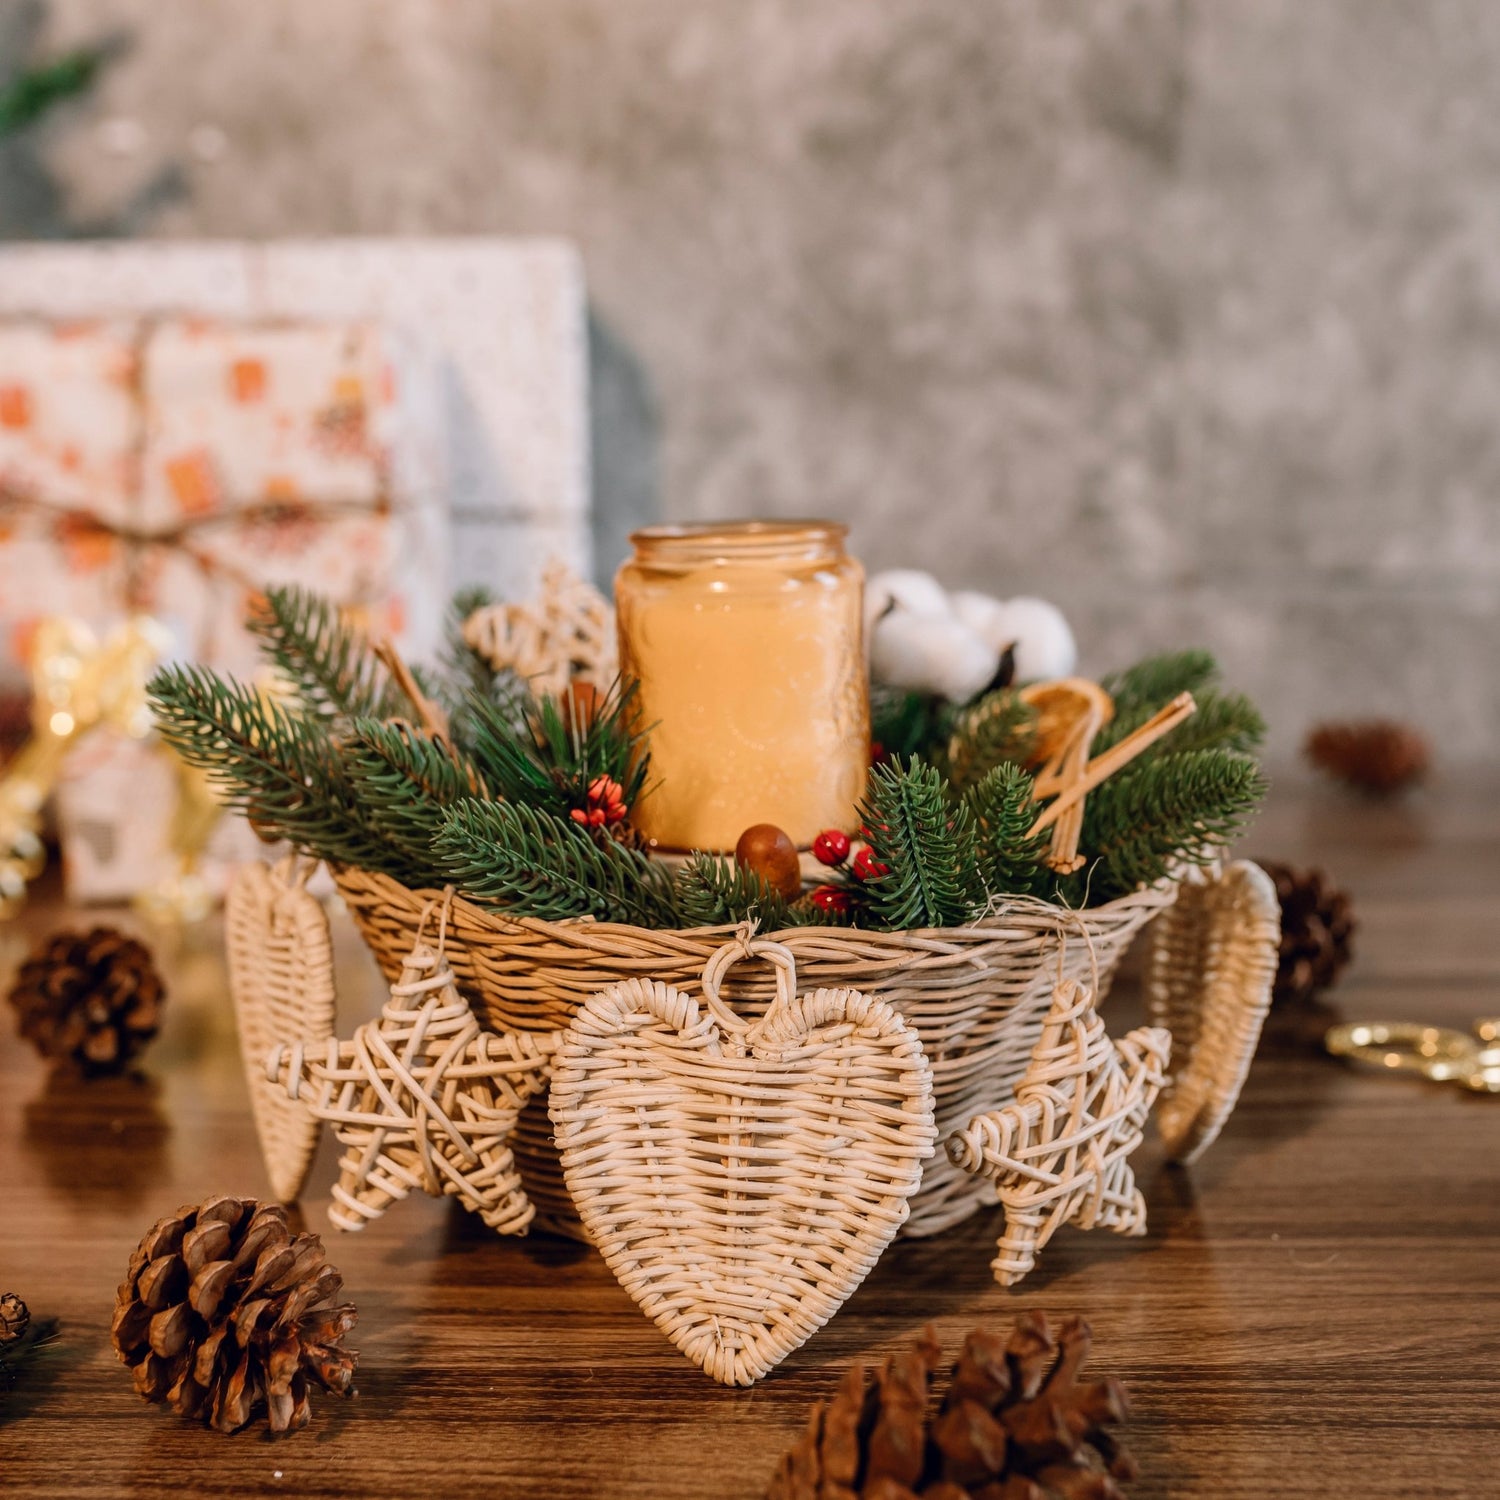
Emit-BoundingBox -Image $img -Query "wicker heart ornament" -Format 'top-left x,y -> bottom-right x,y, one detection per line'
225,858 -> 337,1203
548,938 -> 936,1386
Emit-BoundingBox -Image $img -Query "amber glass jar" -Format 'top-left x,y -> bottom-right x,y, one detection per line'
615,520 -> 869,853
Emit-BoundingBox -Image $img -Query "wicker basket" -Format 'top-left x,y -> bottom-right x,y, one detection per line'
332,865 -> 1184,1241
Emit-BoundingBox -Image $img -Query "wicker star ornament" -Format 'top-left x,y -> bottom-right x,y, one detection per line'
947,977 -> 1169,1286
266,942 -> 557,1236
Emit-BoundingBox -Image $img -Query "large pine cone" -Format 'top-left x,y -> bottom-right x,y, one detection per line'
1304,720 -> 1429,796
768,1314 -> 1135,1500
1259,862 -> 1356,1004
111,1195 -> 357,1435
8,926 -> 164,1075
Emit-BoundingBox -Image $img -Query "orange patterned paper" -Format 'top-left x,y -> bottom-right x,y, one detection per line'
163,449 -> 222,516
230,358 -> 267,402
0,386 -> 32,429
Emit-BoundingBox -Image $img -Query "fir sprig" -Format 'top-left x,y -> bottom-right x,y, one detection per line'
342,721 -> 490,874
964,763 -> 1051,900
1067,749 -> 1267,904
674,853 -> 790,930
870,686 -> 950,763
432,799 -> 682,927
435,586 -> 530,750
146,663 -> 396,872
942,689 -> 1038,791
1101,650 -> 1218,718
247,585 -> 410,723
857,758 -> 985,930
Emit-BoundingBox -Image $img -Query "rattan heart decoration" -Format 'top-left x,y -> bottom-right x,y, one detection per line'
1141,860 -> 1279,1164
225,858 -> 337,1203
548,937 -> 936,1387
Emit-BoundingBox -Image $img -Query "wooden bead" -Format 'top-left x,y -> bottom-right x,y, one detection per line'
734,824 -> 803,901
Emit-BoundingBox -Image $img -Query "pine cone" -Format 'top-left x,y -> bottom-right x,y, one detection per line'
8,926 -> 165,1075
1304,720 -> 1430,797
767,1315 -> 1136,1500
0,1293 -> 28,1347
111,1195 -> 357,1435
1260,862 -> 1355,1005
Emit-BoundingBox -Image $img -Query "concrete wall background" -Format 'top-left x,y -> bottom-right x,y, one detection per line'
3,0 -> 1497,765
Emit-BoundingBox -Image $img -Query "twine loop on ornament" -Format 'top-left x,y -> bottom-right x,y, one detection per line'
700,932 -> 799,1037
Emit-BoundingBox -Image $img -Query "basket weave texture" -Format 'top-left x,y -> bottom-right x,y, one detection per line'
332,866 -> 1176,1240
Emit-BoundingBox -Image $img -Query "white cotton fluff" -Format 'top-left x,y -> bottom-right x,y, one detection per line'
949,593 -> 1077,684
867,585 -> 1000,702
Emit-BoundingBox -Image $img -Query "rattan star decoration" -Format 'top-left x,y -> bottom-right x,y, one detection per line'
946,977 -> 1170,1286
461,559 -> 617,697
266,942 -> 558,1237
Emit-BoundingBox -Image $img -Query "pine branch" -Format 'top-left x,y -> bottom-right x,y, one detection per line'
857,758 -> 985,930
147,663 -> 396,872
964,762 -> 1051,899
342,720 -> 490,875
461,692 -> 568,818
1101,650 -> 1219,719
431,586 -> 531,752
1073,748 -> 1266,903
433,799 -> 682,927
674,853 -> 789,930
528,677 -> 652,812
870,685 -> 950,763
941,689 -> 1038,791
246,585 -> 410,723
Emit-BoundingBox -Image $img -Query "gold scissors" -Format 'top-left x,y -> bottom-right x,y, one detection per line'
1325,1018 -> 1500,1094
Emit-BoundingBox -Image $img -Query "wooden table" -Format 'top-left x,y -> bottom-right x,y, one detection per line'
3,779 -> 1498,1498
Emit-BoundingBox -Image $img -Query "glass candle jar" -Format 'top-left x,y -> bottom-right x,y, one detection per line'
615,520 -> 869,853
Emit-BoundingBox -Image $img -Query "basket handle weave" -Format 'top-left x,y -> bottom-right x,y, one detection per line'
700,936 -> 799,1035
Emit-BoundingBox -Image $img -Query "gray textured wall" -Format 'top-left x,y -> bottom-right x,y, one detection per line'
5,0 -> 1498,765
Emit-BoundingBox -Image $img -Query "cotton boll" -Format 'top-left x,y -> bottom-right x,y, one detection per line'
863,569 -> 954,639
950,593 -> 1077,683
870,608 -> 999,702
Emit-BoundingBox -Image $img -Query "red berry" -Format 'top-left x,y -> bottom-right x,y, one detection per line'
812,829 -> 852,867
852,846 -> 890,883
809,884 -> 851,917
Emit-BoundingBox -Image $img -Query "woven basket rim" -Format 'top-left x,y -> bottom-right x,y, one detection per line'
329,863 -> 1179,948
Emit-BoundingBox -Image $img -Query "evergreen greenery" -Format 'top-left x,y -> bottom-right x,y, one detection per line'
673,852 -> 789,930
247,586 -> 409,723
0,49 -> 102,137
941,689 -> 1038,791
870,685 -> 949,763
432,799 -> 680,927
342,720 -> 489,874
146,583 -> 1268,931
964,763 -> 1052,901
1061,748 -> 1267,905
1100,649 -> 1218,720
857,758 -> 986,930
147,663 -> 396,874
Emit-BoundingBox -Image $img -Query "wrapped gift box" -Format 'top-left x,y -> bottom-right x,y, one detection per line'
0,314 -> 441,900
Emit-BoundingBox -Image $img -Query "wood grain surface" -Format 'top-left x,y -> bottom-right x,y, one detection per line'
2,779 -> 1498,1498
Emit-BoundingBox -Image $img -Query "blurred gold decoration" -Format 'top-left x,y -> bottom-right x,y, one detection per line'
0,615 -> 168,916
131,755 -> 222,926
462,560 -> 616,697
